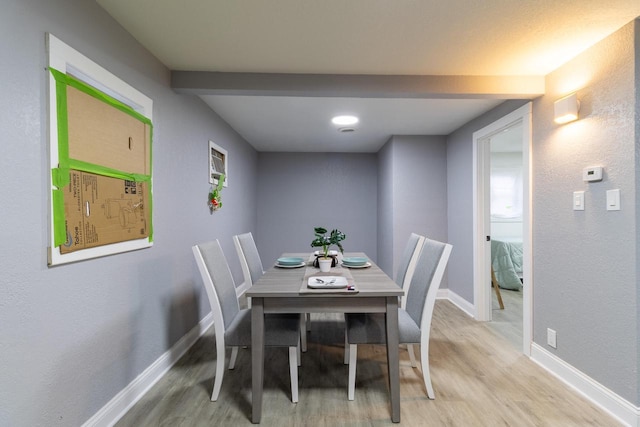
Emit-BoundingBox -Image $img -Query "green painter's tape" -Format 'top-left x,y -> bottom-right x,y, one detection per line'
51,69 -> 70,166
51,167 -> 69,188
49,68 -> 153,176
49,68 -> 154,248
49,68 -> 152,126
51,167 -> 69,248
67,159 -> 151,183
52,188 -> 67,247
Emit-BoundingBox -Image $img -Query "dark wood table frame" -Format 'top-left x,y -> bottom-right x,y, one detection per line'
245,253 -> 403,423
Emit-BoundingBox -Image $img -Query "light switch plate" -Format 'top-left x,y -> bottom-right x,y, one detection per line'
573,191 -> 584,211
606,189 -> 620,211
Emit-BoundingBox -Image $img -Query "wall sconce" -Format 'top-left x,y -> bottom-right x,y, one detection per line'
554,92 -> 580,124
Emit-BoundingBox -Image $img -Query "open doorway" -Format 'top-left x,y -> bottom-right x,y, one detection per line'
486,123 -> 524,349
473,103 -> 532,356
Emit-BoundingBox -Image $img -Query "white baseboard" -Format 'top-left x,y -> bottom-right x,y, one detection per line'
82,312 -> 214,427
438,288 -> 475,318
531,343 -> 639,427
440,292 -> 639,426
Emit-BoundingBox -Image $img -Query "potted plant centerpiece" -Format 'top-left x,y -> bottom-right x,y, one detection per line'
310,227 -> 346,272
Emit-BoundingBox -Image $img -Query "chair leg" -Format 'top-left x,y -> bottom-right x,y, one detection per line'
407,344 -> 417,368
420,341 -> 435,399
289,346 -> 299,403
491,267 -> 505,310
300,317 -> 308,352
306,313 -> 311,331
347,344 -> 357,400
228,346 -> 239,369
211,344 -> 226,401
343,334 -> 349,365
297,337 -> 302,366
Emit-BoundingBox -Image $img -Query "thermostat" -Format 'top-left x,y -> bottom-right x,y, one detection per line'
583,166 -> 603,182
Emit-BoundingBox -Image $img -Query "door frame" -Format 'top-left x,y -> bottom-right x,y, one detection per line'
472,102 -> 533,356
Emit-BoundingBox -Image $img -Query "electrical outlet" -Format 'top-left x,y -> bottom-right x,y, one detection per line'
547,328 -> 557,349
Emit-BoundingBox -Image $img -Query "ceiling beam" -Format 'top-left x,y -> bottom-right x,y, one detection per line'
171,71 -> 544,99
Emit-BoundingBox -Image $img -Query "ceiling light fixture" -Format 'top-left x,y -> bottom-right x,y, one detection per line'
554,93 -> 580,124
332,115 -> 359,126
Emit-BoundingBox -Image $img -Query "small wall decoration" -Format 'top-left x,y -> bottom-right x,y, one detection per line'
208,174 -> 225,213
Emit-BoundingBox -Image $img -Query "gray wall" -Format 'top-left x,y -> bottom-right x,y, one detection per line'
256,138 -> 449,285
383,136 -> 448,281
255,153 -> 378,266
445,100 -> 528,302
532,20 -> 639,404
0,0 -> 258,425
376,139 -> 394,274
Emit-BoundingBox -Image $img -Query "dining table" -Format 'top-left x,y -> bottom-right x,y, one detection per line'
245,252 -> 404,423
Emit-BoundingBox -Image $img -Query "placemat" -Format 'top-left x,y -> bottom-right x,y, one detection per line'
299,262 -> 359,294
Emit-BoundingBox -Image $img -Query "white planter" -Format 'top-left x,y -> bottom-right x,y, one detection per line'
318,258 -> 332,272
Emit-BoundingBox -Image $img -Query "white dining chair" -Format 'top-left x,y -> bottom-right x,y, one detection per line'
233,232 -> 265,293
345,237 -> 452,400
193,240 -> 301,402
234,232 -> 309,351
397,233 -> 426,367
343,232 -> 425,365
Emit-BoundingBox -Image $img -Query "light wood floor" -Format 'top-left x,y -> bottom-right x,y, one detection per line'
115,300 -> 620,426
488,287 -> 523,350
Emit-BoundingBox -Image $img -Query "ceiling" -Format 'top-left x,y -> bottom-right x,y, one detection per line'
97,0 -> 640,153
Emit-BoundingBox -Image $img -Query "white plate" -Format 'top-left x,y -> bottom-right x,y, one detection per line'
275,262 -> 306,268
341,262 -> 371,269
277,257 -> 305,266
307,276 -> 348,289
314,250 -> 338,256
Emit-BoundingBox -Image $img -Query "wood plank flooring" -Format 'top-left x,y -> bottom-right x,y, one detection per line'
488,287 -> 523,350
115,300 -> 621,426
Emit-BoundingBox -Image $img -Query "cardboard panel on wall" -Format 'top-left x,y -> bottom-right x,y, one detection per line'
67,85 -> 151,176
48,34 -> 154,265
61,169 -> 149,254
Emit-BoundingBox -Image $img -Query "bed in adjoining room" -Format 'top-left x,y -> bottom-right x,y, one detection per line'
491,238 -> 523,290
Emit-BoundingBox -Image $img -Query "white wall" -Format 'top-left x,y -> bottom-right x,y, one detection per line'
0,0 -> 258,425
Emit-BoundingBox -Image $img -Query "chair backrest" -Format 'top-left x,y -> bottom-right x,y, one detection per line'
405,237 -> 453,330
396,233 -> 426,309
233,232 -> 264,286
192,240 -> 240,331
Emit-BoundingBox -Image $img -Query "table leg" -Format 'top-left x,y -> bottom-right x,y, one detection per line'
386,297 -> 401,422
251,297 -> 265,423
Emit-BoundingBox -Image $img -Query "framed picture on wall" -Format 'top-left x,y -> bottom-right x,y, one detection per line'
209,140 -> 228,187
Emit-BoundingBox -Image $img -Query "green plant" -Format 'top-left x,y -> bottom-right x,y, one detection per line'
310,227 -> 346,258
208,174 -> 225,213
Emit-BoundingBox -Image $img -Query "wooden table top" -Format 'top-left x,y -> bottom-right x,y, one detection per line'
246,252 -> 403,298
